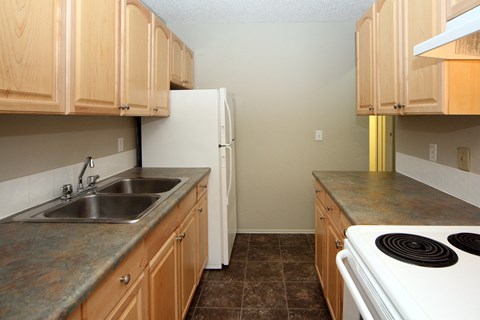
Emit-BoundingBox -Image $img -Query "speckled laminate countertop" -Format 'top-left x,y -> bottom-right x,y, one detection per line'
0,167 -> 210,320
312,171 -> 480,225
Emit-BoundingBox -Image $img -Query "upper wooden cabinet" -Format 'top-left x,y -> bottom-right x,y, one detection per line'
120,0 -> 152,116
447,0 -> 480,19
0,0 -> 66,114
170,33 -> 194,89
68,0 -> 120,115
402,0 -> 446,114
1,0 -> 193,116
357,0 -> 480,115
151,16 -> 171,116
376,0 -> 403,115
355,4 -> 376,115
182,46 -> 194,89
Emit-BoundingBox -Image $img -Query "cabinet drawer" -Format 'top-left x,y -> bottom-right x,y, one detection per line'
339,211 -> 352,237
314,180 -> 326,204
145,207 -> 179,262
178,188 -> 196,224
196,175 -> 208,200
324,193 -> 340,224
83,243 -> 147,319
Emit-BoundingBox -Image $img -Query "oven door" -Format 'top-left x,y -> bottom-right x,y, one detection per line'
336,241 -> 402,320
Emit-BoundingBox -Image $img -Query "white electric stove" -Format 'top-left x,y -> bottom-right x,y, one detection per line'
337,225 -> 480,320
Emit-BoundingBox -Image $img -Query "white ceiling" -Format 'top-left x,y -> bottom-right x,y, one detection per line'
142,0 -> 376,24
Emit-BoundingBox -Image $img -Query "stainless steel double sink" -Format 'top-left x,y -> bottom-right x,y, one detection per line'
12,177 -> 189,224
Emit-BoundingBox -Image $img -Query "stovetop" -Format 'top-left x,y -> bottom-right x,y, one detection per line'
346,225 -> 480,320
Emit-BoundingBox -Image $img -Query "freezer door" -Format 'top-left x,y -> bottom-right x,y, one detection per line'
219,88 -> 236,145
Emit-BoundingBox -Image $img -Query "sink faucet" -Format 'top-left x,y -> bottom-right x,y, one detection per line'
78,156 -> 94,191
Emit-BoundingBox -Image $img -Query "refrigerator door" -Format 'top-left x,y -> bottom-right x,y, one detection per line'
220,139 -> 237,265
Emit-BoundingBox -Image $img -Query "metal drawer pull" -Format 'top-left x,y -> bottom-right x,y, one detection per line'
176,232 -> 186,241
326,207 -> 333,211
120,274 -> 131,285
198,208 -> 203,213
335,240 -> 343,249
319,216 -> 326,221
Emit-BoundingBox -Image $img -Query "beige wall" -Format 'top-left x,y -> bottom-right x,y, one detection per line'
396,116 -> 480,174
0,115 -> 136,182
169,22 -> 369,232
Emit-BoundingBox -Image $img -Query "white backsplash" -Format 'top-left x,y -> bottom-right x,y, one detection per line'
0,150 -> 137,220
396,152 -> 480,208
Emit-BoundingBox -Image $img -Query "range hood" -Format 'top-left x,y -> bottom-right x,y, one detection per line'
414,5 -> 480,59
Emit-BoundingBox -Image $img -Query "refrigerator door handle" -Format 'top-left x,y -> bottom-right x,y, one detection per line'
224,96 -> 234,144
225,145 -> 233,205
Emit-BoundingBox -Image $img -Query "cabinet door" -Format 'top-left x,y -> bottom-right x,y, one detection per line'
402,0 -> 446,114
182,46 -> 194,89
121,0 -> 151,116
0,0 -> 66,114
196,195 -> 208,280
326,223 -> 343,320
315,199 -> 327,289
149,232 -> 179,320
178,210 -> 197,319
170,33 -> 183,85
69,0 -> 120,115
376,0 -> 402,115
151,15 -> 170,116
356,4 -> 376,115
447,0 -> 480,19
105,272 -> 148,320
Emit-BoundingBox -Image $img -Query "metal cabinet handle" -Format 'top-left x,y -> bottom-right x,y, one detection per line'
119,104 -> 130,110
120,274 -> 131,285
319,216 -> 326,221
368,105 -> 375,111
393,103 -> 405,110
335,239 -> 343,250
153,107 -> 159,112
198,208 -> 203,213
326,206 -> 333,211
176,232 -> 186,241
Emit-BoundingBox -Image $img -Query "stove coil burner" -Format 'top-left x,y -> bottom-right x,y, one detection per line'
376,233 -> 458,267
448,232 -> 480,256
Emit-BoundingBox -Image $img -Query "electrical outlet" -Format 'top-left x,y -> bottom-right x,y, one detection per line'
118,137 -> 124,152
429,144 -> 437,162
457,147 -> 470,171
315,130 -> 323,141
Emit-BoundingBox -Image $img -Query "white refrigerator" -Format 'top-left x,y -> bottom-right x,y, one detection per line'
141,88 -> 237,268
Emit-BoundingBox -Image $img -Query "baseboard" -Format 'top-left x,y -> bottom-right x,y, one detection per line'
237,229 -> 315,234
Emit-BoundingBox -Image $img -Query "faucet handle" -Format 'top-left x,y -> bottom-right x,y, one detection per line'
60,184 -> 73,199
87,175 -> 100,187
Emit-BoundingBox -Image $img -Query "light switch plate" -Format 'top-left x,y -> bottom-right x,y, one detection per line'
457,147 -> 470,171
315,130 -> 323,141
118,137 -> 124,152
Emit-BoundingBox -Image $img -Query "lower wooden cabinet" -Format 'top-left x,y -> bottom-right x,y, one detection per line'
148,232 -> 179,320
72,176 -> 209,320
178,209 -> 197,319
105,272 -> 149,320
314,180 -> 351,320
196,195 -> 208,281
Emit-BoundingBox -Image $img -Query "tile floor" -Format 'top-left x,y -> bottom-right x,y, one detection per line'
186,233 -> 332,320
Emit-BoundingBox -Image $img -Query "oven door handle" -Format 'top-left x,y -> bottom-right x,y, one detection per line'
336,249 -> 375,320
